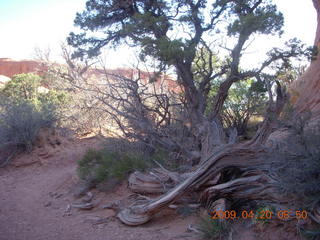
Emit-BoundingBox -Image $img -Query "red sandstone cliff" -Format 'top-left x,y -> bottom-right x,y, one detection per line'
292,0 -> 320,117
0,58 -> 181,93
0,58 -> 44,78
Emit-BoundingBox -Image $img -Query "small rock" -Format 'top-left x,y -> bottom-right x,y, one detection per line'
54,193 -> 63,199
81,192 -> 94,203
71,181 -> 94,198
44,201 -> 52,207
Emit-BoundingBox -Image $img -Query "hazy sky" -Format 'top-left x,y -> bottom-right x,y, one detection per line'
0,0 -> 317,68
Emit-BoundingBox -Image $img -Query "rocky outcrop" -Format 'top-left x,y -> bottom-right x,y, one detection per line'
267,0 -> 320,150
0,58 -> 44,78
292,0 -> 320,117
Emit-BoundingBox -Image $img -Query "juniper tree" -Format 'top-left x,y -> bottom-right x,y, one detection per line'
68,0 -> 311,159
65,0 -> 318,226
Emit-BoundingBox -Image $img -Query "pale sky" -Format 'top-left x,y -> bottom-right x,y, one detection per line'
0,0 -> 317,68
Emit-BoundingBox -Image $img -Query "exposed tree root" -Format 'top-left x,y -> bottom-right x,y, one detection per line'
116,145 -> 280,226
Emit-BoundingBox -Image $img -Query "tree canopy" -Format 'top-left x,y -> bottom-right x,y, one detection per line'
68,0 -> 313,160
68,1 -> 311,116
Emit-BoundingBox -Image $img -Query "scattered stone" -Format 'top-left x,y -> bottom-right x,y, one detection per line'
44,201 -> 52,207
63,204 -> 72,217
81,192 -> 94,203
71,180 -> 94,198
54,193 -> 63,199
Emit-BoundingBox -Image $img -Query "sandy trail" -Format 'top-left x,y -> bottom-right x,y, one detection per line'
1,134 -> 295,240
0,137 -> 200,240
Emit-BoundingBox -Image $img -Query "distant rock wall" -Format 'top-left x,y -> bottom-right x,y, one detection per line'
0,58 -> 181,93
0,58 -> 43,78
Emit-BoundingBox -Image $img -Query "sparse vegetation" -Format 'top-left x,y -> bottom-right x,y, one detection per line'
197,217 -> 231,240
0,100 -> 56,152
271,116 -> 320,209
301,228 -> 320,240
77,149 -> 149,184
77,140 -> 168,185
0,73 -> 69,154
253,205 -> 274,226
1,0 -> 320,239
176,205 -> 196,217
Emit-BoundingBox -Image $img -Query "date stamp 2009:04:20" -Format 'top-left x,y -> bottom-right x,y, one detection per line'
211,210 -> 308,221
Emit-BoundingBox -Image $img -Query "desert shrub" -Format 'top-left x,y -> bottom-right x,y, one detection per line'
1,73 -> 69,109
1,73 -> 41,101
176,205 -> 196,217
197,217 -> 231,240
0,99 -> 57,152
275,151 -> 320,208
77,140 -> 168,185
78,149 -> 149,183
0,73 -> 69,153
300,228 -> 320,240
221,79 -> 267,136
270,117 -> 320,209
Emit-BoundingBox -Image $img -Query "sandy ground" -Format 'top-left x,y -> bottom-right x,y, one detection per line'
0,136 -> 203,240
0,134 -> 301,240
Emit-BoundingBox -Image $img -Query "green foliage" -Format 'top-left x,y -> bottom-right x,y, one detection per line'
197,217 -> 231,240
68,0 -> 284,63
77,149 -> 147,183
1,73 -> 69,110
222,79 -> 267,135
2,73 -> 41,102
0,100 -> 56,151
38,90 -> 70,114
67,0 -> 312,163
228,2 -> 284,37
0,73 -> 69,152
253,205 -> 274,225
191,48 -> 267,136
77,142 -> 167,184
275,65 -> 306,85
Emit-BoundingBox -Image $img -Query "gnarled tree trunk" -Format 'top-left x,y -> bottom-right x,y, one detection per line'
114,1 -> 320,225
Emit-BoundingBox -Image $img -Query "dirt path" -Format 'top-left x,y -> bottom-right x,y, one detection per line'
0,135 -> 297,240
0,137 -> 200,240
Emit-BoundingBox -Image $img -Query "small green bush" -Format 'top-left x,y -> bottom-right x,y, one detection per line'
1,73 -> 41,101
0,98 -> 57,152
77,145 -> 165,184
0,73 -> 69,152
197,217 -> 231,240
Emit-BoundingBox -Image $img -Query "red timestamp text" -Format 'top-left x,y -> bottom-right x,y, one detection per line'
210,210 -> 308,220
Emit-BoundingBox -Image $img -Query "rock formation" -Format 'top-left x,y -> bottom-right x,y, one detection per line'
292,0 -> 320,118
0,58 -> 43,78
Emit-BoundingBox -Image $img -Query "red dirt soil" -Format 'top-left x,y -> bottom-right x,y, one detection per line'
0,136 -> 202,240
0,133 -> 302,240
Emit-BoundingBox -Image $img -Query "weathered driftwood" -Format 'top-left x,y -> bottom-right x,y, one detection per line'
128,166 -> 192,194
117,146 -> 267,225
128,168 -> 177,194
